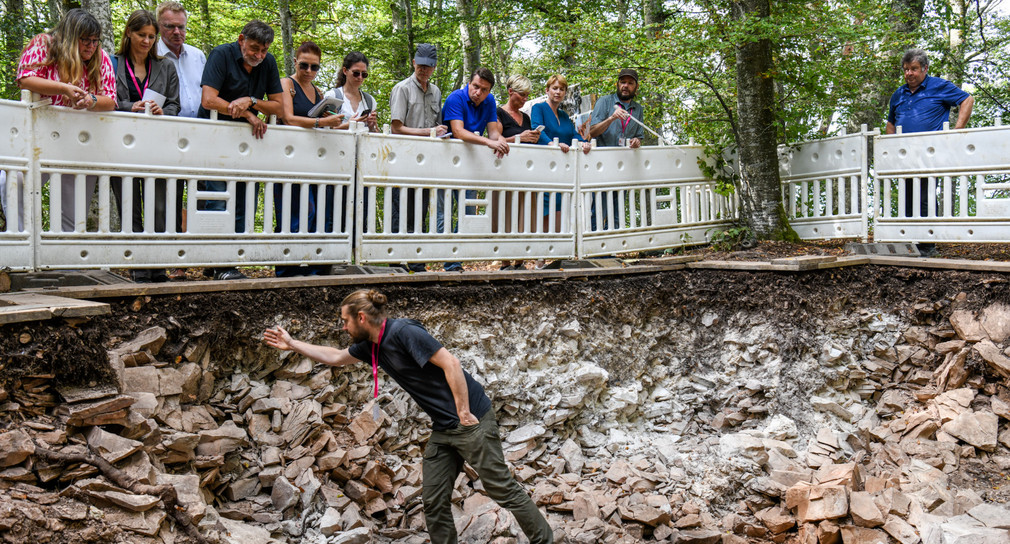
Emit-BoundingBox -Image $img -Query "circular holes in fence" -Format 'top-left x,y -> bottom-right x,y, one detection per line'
10,128 -> 18,138
926,146 -> 936,156
812,227 -> 820,233
622,240 -> 628,247
178,250 -> 186,258
283,248 -> 291,256
416,153 -> 425,164
387,152 -> 397,163
494,159 -> 502,168
452,156 -> 461,166
967,144 -> 976,154
811,152 -> 819,161
80,250 -> 88,259
617,161 -> 625,171
968,229 -> 975,236
123,250 -> 133,259
238,142 -> 249,155
237,249 -> 245,257
493,246 -> 499,253
284,145 -> 295,157
928,229 -> 934,236
387,248 -> 394,255
78,131 -> 90,144
836,149 -> 843,158
178,138 -> 189,151
899,229 -> 906,235
649,236 -> 655,244
316,248 -> 323,255
644,160 -> 651,169
596,161 -> 604,172
549,161 -> 557,171
526,160 -> 534,170
548,245 -> 554,252
451,246 -> 459,254
123,134 -> 135,147
50,131 -> 60,141
898,148 -> 907,157
415,248 -> 423,255
675,159 -> 682,168
319,148 -> 328,158
600,242 -> 607,249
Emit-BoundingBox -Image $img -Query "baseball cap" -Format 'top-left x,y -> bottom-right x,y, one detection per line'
618,68 -> 639,82
415,44 -> 437,67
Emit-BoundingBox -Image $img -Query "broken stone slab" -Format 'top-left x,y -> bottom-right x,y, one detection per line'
348,410 -> 380,444
123,366 -> 160,395
157,473 -> 206,522
56,384 -> 118,404
271,476 -> 300,512
787,484 -> 849,523
331,527 -> 371,544
87,426 -> 143,464
992,397 -> 1010,420
104,507 -> 167,536
973,341 -> 1010,379
921,519 -> 1010,544
559,438 -> 585,474
114,326 -> 167,357
850,491 -> 885,528
940,411 -> 999,452
100,490 -> 160,512
967,503 -> 1010,529
64,395 -> 135,426
195,421 -> 249,456
950,310 -> 989,342
755,506 -> 795,534
506,423 -> 547,444
672,528 -> 722,544
0,430 -> 34,467
883,515 -> 920,544
980,303 -> 1010,343
811,396 -> 856,422
719,433 -> 769,465
840,525 -> 890,544
319,506 -> 342,536
217,516 -> 275,544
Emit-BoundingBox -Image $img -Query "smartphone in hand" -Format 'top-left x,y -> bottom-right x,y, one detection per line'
358,108 -> 373,118
533,125 -> 545,132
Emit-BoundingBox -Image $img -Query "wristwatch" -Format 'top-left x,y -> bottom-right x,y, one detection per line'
87,93 -> 97,110
250,96 -> 258,108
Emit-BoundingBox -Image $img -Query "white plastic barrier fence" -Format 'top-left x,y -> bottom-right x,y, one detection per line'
355,133 -> 577,264
578,145 -> 737,258
0,96 -> 32,270
874,126 -> 1010,242
30,105 -> 355,270
780,129 -> 873,241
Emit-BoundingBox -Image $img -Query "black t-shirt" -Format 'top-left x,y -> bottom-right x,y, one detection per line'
348,318 -> 492,431
197,41 -> 282,122
497,106 -> 531,139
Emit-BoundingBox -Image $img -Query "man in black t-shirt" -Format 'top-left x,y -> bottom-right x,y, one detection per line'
264,289 -> 553,544
197,20 -> 284,280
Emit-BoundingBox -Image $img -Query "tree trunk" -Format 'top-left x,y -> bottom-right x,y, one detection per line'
3,0 -> 25,100
391,0 -> 413,80
278,0 -> 293,76
457,0 -> 481,76
644,0 -> 666,27
46,0 -> 69,24
199,0 -> 211,55
731,0 -> 791,240
80,0 -> 113,55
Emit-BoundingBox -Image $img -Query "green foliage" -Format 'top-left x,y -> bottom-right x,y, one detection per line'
707,223 -> 752,251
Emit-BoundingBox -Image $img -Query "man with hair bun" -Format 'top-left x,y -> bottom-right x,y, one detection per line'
263,289 -> 552,544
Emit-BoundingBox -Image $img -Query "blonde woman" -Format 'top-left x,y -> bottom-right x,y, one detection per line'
16,8 -> 116,232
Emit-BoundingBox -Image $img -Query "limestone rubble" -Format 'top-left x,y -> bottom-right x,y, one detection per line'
1,287 -> 1010,543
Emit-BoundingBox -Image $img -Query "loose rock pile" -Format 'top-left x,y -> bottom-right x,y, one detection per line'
1,285 -> 1010,544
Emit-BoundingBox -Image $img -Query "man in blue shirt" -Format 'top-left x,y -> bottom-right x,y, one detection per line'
886,49 -> 973,257
437,67 -> 509,271
589,68 -> 644,148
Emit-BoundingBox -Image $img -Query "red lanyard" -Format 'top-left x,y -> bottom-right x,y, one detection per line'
618,103 -> 632,133
126,58 -> 150,98
370,319 -> 386,399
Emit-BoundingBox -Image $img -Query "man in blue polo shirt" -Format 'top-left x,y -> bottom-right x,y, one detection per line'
437,67 -> 509,271
886,48 -> 973,256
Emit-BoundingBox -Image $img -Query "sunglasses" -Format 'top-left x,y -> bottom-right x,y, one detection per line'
351,70 -> 368,79
79,37 -> 100,47
298,62 -> 320,71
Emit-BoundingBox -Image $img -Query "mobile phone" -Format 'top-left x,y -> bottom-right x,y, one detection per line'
358,108 -> 372,118
534,125 -> 545,131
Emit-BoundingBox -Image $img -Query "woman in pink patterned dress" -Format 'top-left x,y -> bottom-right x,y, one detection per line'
16,8 -> 116,232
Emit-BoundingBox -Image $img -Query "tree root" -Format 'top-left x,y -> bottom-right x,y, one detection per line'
31,440 -> 211,544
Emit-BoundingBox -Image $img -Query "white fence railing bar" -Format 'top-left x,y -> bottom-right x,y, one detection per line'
578,145 -> 737,258
355,133 -> 577,264
780,128 -> 874,241
0,97 -> 32,271
874,126 -> 1010,243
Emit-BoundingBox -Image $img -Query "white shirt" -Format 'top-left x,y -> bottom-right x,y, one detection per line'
157,39 -> 206,118
324,86 -> 373,119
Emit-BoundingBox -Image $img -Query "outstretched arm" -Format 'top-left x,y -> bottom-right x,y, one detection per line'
428,347 -> 478,425
263,326 -> 360,367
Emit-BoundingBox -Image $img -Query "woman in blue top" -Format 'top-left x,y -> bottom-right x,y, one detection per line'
529,74 -> 590,233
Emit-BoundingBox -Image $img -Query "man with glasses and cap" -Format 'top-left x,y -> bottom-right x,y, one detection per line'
388,44 -> 448,272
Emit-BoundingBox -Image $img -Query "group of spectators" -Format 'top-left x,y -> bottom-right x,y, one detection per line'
11,4 -> 647,280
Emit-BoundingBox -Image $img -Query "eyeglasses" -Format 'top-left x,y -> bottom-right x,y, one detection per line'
351,70 -> 368,79
298,62 -> 320,71
79,37 -> 100,47
160,23 -> 186,32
